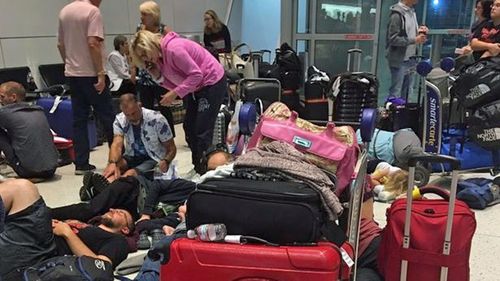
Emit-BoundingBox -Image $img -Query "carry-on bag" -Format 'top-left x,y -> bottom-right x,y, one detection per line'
451,56 -> 500,109
36,96 -> 98,148
160,238 -> 354,281
248,102 -> 359,193
237,78 -> 281,113
378,154 -> 476,281
186,177 -> 346,245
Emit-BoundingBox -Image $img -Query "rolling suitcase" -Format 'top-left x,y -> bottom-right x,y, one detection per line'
329,49 -> 378,124
378,154 -> 476,281
161,238 -> 354,281
212,104 -> 231,146
36,96 -> 97,148
238,78 -> 281,113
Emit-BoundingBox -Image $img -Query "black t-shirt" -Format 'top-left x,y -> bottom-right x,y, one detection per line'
204,24 -> 231,53
472,20 -> 500,60
55,226 -> 128,268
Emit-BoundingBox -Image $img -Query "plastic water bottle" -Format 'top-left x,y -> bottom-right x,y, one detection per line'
187,223 -> 227,242
153,160 -> 178,180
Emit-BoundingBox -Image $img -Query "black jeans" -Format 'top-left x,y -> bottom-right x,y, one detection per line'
183,76 -> 227,174
50,177 -> 195,222
137,83 -> 176,138
68,76 -> 114,167
0,130 -> 55,179
50,177 -> 140,222
356,235 -> 383,281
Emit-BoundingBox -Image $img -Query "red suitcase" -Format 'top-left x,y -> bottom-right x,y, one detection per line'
378,155 -> 476,281
161,238 -> 354,281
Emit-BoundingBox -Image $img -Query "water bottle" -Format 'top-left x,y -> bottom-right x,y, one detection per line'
187,223 -> 227,242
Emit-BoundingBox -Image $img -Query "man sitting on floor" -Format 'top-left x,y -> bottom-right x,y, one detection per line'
0,179 -> 134,280
105,93 -> 175,179
0,81 -> 58,179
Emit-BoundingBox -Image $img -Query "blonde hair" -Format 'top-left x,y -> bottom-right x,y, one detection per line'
204,10 -> 223,34
130,30 -> 162,68
383,170 -> 409,195
140,1 -> 161,27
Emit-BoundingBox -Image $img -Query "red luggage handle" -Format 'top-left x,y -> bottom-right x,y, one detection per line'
418,186 -> 451,200
402,154 -> 461,281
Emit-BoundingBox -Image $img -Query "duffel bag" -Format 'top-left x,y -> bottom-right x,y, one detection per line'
451,57 -> 500,109
247,102 -> 359,194
467,99 -> 500,150
186,177 -> 346,246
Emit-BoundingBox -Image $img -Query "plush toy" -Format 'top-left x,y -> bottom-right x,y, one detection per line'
371,162 -> 410,202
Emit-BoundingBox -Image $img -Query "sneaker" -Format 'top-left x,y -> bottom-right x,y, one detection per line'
137,231 -> 151,250
151,229 -> 166,246
79,172 -> 94,201
75,164 -> 96,175
91,173 -> 109,195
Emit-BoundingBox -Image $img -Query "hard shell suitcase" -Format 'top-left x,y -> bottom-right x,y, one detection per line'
36,96 -> 97,148
378,154 -> 476,281
160,238 -> 354,281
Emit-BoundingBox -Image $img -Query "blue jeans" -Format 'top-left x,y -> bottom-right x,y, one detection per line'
68,77 -> 114,167
134,233 -> 186,281
389,59 -> 417,99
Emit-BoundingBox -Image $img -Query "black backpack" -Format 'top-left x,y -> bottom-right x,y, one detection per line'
23,255 -> 114,281
451,57 -> 500,109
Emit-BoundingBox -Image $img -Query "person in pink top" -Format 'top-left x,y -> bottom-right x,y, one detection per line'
58,0 -> 115,175
130,30 -> 227,174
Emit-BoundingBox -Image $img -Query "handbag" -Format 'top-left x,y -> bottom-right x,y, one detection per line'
247,102 -> 359,194
219,43 -> 255,79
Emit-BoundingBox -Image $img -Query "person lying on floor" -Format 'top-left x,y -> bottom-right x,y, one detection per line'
0,179 -> 134,281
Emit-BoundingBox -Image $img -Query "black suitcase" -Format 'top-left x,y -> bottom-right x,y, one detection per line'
186,177 -> 327,245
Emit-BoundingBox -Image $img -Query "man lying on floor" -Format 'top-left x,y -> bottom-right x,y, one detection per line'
0,179 -> 134,281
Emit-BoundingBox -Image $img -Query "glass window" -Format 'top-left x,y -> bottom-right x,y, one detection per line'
422,0 -> 474,29
314,40 -> 374,75
421,34 -> 470,59
296,0 -> 310,33
316,0 -> 377,34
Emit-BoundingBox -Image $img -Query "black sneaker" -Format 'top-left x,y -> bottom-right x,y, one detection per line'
79,172 -> 95,201
137,231 -> 151,250
75,164 -> 96,175
151,229 -> 166,246
91,173 -> 109,196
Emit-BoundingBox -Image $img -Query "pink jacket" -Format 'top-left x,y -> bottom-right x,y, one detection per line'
159,32 -> 224,98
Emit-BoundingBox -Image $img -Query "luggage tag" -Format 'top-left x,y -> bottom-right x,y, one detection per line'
340,247 -> 355,268
49,96 -> 63,114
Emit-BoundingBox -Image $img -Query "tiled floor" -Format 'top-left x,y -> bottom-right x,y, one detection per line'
2,123 -> 499,280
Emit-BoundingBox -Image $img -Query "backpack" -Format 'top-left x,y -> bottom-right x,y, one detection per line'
23,255 -> 114,281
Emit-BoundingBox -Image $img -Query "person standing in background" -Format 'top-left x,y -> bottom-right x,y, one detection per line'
58,0 -> 115,175
203,10 -> 232,54
386,0 -> 428,99
130,30 -> 226,175
135,1 -> 176,138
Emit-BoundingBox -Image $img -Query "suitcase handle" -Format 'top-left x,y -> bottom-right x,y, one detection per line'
418,186 -> 450,200
408,154 -> 460,170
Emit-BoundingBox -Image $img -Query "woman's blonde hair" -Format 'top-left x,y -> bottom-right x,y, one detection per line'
130,30 -> 162,68
204,9 -> 223,34
140,1 -> 161,27
383,170 -> 409,195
